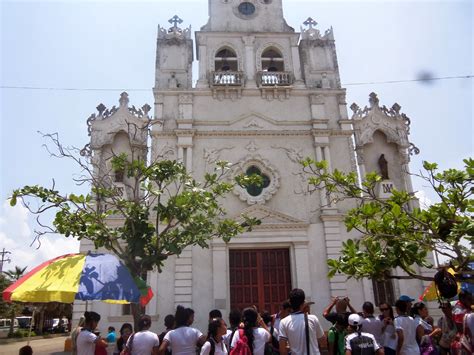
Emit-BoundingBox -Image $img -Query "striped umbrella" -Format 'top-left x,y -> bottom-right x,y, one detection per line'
2,253 -> 153,306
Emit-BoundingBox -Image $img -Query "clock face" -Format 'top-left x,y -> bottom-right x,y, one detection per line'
238,2 -> 256,15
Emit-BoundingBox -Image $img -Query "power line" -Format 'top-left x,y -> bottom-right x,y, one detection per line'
0,75 -> 472,92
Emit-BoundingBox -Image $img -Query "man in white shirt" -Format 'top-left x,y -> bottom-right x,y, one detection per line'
279,288 -> 325,355
394,299 -> 420,355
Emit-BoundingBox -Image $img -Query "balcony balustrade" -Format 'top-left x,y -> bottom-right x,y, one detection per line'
211,71 -> 244,86
257,71 -> 293,86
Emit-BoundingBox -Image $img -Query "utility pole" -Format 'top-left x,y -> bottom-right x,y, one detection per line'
0,248 -> 11,273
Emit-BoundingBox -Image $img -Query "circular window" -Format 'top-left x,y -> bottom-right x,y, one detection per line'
238,2 -> 256,15
245,166 -> 270,196
232,155 -> 280,205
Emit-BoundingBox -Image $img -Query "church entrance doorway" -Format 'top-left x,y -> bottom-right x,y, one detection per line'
229,249 -> 292,314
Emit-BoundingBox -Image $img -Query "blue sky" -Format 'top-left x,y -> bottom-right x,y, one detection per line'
0,0 -> 472,271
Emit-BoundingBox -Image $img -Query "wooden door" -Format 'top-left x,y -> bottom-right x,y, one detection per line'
229,249 -> 291,314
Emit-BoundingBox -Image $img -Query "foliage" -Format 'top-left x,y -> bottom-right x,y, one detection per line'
9,132 -> 260,325
8,329 -> 36,338
4,266 -> 27,281
0,274 -> 12,318
302,157 -> 474,282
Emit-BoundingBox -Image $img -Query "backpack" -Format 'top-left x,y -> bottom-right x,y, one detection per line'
434,269 -> 458,299
229,329 -> 252,355
264,325 -> 280,355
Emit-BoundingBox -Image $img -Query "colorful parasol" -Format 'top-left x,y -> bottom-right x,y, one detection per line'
2,253 -> 153,306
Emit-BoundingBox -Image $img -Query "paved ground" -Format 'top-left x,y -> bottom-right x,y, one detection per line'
0,336 -> 69,355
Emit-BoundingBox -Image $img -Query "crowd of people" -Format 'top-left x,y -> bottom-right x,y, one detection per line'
65,288 -> 473,355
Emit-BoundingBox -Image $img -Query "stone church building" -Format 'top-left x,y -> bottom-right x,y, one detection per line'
77,0 -> 433,331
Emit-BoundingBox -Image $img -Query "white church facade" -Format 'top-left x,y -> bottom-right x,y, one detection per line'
77,0 -> 434,332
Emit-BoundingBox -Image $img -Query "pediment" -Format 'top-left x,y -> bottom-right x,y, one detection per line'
235,205 -> 309,230
227,112 -> 280,130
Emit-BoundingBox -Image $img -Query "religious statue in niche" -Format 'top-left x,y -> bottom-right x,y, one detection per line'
168,72 -> 179,89
378,154 -> 389,180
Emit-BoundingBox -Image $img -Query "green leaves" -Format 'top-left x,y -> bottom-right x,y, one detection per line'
304,158 -> 473,282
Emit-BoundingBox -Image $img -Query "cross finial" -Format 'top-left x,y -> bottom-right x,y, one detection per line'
168,15 -> 183,29
303,17 -> 317,29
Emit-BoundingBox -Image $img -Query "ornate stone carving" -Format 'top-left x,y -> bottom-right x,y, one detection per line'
246,140 -> 259,152
272,145 -> 303,163
351,92 -> 420,155
157,143 -> 175,159
231,155 -> 280,205
310,94 -> 325,105
300,17 -> 334,42
203,146 -> 234,164
272,145 -> 308,196
244,120 -> 264,129
178,94 -> 193,104
158,15 -> 191,41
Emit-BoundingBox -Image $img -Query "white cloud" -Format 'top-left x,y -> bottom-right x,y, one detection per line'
415,190 -> 433,210
0,201 -> 80,272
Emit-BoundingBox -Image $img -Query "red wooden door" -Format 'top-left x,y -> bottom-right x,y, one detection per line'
229,249 -> 291,314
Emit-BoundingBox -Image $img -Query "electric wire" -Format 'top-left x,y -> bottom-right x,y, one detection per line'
0,74 -> 472,92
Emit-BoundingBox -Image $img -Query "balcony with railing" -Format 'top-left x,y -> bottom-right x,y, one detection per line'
257,71 -> 293,87
211,71 -> 244,86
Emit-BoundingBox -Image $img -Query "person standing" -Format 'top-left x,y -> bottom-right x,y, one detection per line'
76,311 -> 108,355
394,300 -> 420,355
123,315 -> 159,355
158,315 -> 175,355
378,303 -> 397,355
224,309 -> 241,351
345,313 -> 383,355
114,323 -> 133,355
279,288 -> 325,355
71,316 -> 85,355
200,317 -> 228,355
361,302 -> 384,346
159,306 -> 206,355
230,307 -> 271,355
327,313 -> 347,355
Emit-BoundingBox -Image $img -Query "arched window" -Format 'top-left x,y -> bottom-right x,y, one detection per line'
213,47 -> 241,85
261,47 -> 284,72
215,47 -> 238,71
259,47 -> 291,86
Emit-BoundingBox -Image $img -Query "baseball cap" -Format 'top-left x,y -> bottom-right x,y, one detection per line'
399,295 -> 415,302
348,313 -> 362,326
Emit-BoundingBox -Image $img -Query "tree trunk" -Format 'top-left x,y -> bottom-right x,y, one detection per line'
130,303 -> 144,331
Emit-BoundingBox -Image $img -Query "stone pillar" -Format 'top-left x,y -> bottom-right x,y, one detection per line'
174,247 -> 193,308
321,213 -> 347,298
212,244 -> 228,310
197,44 -> 208,88
293,242 -> 312,299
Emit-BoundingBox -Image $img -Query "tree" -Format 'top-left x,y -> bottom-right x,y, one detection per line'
302,157 -> 474,283
9,132 -> 259,327
3,266 -> 27,335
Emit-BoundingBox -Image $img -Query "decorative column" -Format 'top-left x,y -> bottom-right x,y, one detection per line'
293,242 -> 312,300
174,247 -> 193,308
243,35 -> 256,88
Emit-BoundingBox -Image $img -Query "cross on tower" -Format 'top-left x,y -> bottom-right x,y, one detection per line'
303,17 -> 317,29
168,15 -> 183,29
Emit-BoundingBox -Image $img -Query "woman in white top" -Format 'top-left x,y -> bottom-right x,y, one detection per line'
378,302 -> 397,355
411,302 -> 441,348
159,305 -> 206,355
230,308 -> 271,355
124,315 -> 160,355
200,317 -> 228,355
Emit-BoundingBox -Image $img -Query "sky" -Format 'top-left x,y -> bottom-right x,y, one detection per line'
0,0 -> 472,273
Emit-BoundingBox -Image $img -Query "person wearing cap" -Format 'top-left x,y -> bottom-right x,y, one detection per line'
394,300 -> 419,355
345,313 -> 383,355
398,295 -> 415,312
323,296 -> 357,325
279,288 -> 325,355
